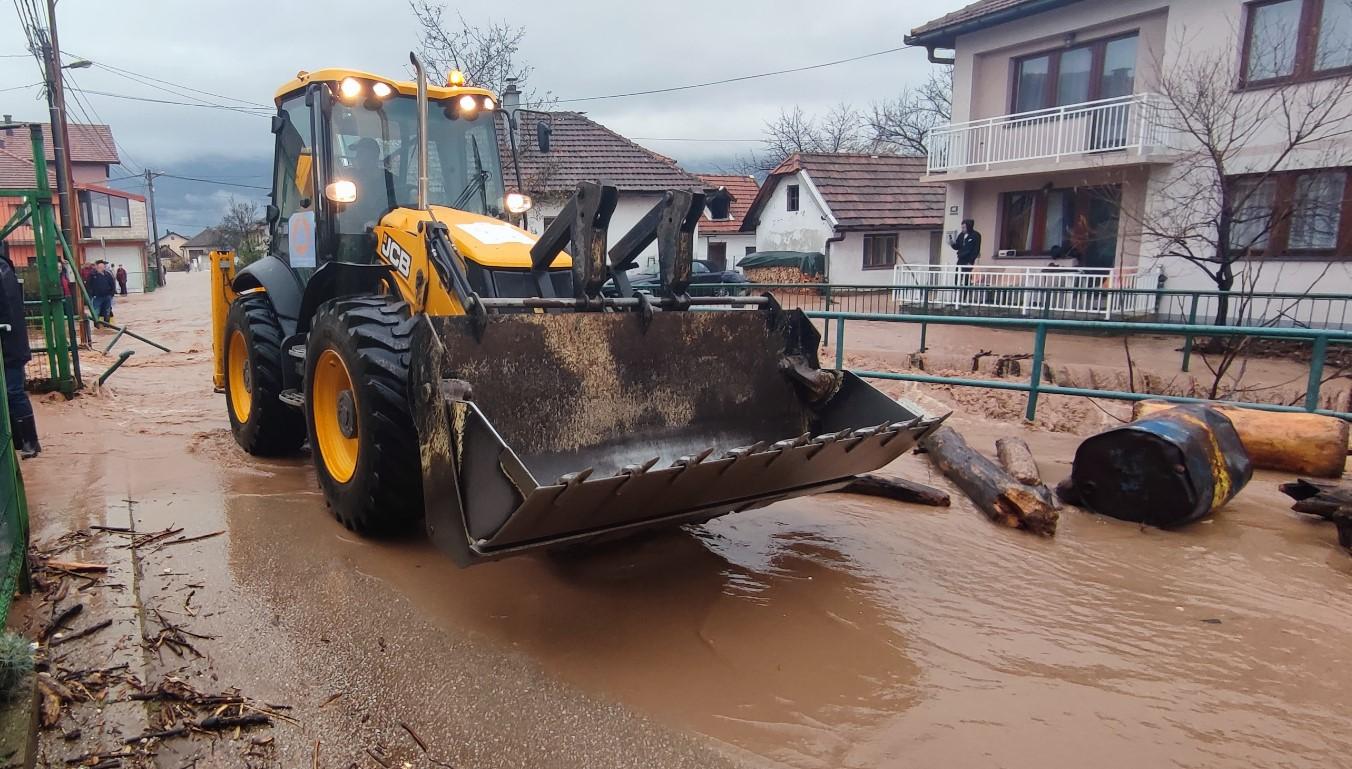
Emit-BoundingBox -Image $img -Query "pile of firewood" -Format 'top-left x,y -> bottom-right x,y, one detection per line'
743,265 -> 822,285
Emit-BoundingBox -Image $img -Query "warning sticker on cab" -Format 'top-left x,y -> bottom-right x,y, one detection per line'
456,222 -> 536,246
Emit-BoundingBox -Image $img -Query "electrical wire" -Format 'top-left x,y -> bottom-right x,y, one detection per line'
84,59 -> 270,109
67,86 -> 271,116
156,173 -> 268,191
62,70 -> 144,175
554,46 -> 907,104
0,82 -> 42,93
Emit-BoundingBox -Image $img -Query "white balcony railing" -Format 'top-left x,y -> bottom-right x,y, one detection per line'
887,263 -> 1163,319
927,93 -> 1168,174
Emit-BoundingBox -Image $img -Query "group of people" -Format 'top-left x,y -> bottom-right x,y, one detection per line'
80,260 -> 126,323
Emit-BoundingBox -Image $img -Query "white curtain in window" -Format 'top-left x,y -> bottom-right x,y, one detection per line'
1290,171 -> 1346,250
1230,179 -> 1276,251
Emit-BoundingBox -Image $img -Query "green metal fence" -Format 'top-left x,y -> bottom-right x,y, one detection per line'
753,282 -> 1352,331
0,342 -> 30,627
808,310 -> 1352,422
0,123 -> 79,394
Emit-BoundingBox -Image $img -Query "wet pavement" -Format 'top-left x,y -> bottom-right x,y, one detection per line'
13,271 -> 1352,768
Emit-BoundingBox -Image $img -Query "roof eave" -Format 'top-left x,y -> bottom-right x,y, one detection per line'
905,0 -> 1084,50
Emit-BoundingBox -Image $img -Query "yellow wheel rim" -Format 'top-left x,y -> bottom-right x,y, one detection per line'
226,330 -> 252,424
313,348 -> 359,484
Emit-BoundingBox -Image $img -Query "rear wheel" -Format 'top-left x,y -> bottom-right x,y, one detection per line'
304,296 -> 423,535
224,296 -> 305,455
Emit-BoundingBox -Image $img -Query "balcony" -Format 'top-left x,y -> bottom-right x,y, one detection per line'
926,94 -> 1170,176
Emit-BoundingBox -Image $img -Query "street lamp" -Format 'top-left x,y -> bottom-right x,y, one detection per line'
60,58 -> 91,70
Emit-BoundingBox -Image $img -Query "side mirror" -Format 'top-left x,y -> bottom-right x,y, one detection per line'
265,204 -> 280,224
705,188 -> 732,220
536,122 -> 552,153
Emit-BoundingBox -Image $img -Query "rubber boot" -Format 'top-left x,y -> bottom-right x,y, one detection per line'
14,415 -> 39,459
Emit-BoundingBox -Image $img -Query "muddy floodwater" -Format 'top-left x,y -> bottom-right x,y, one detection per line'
20,272 -> 1352,768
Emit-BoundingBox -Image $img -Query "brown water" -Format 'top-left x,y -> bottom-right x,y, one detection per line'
20,271 -> 1352,768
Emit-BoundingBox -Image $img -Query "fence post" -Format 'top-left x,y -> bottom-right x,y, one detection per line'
1181,292 -> 1199,372
834,318 -> 846,371
822,284 -> 832,346
920,286 -> 930,353
1306,335 -> 1329,412
1025,323 -> 1047,422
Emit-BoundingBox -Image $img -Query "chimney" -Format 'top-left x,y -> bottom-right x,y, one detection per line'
502,78 -> 522,142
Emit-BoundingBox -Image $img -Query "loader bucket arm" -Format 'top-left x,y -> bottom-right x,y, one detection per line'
409,299 -> 944,565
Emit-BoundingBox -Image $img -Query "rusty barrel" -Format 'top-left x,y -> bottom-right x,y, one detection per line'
1065,404 -> 1252,528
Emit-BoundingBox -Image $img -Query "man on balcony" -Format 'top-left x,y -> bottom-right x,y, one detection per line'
950,219 -> 982,297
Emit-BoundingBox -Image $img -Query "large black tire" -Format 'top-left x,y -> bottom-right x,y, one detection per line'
304,296 -> 424,535
224,295 -> 305,455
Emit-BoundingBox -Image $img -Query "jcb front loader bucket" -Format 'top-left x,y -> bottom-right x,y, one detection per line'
409,304 -> 943,564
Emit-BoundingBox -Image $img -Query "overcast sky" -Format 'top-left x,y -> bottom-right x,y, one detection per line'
1,0 -> 968,234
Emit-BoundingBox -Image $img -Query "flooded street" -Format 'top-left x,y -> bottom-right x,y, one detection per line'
18,272 -> 1352,768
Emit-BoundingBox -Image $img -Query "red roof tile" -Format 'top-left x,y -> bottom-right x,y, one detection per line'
497,112 -> 703,194
697,174 -> 759,234
744,153 -> 943,232
0,123 -> 120,188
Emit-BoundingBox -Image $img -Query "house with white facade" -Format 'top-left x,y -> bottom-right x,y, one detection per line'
740,153 -> 944,285
695,174 -> 759,269
907,0 -> 1352,316
79,184 -> 151,292
499,111 -> 704,268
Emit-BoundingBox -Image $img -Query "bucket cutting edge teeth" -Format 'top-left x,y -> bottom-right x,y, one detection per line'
672,447 -> 715,468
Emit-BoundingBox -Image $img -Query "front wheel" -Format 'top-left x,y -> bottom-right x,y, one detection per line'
304,296 -> 424,535
224,296 -> 305,455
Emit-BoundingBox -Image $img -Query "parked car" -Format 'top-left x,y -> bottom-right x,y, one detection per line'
604,261 -> 750,297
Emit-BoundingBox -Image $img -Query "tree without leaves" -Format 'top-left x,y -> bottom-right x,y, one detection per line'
730,103 -> 871,174
409,1 -> 549,106
868,65 -> 953,156
1139,31 -> 1352,327
218,198 -> 265,267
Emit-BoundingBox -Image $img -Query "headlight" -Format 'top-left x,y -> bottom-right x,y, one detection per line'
505,192 -> 532,214
458,94 -> 478,113
339,77 -> 363,102
325,180 -> 357,203
371,81 -> 393,99
483,97 -> 495,110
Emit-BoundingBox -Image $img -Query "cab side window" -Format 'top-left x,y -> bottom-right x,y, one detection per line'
271,94 -> 315,268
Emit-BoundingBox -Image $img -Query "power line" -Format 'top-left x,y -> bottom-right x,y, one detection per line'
157,172 -> 268,191
0,81 -> 42,93
554,46 -> 907,104
62,69 -> 144,175
67,86 -> 271,116
86,59 -> 270,109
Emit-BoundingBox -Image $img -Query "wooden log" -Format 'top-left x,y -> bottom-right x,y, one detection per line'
42,560 -> 108,573
835,474 -> 950,507
920,426 -> 1059,535
1279,478 -> 1352,550
995,437 -> 1042,486
1133,400 -> 1348,477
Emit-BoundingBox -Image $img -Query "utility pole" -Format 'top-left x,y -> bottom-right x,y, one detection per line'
144,170 -> 162,292
39,0 -> 88,343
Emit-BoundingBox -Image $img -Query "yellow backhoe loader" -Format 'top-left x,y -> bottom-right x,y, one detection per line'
210,55 -> 943,565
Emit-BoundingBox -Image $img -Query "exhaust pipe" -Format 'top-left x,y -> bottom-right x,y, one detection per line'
409,52 -> 430,210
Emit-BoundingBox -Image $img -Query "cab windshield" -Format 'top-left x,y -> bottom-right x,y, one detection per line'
329,94 -> 506,235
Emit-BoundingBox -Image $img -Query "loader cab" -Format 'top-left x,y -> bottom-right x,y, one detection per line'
267,69 -> 508,275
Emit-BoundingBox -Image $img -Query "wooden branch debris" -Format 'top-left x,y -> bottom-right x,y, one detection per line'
48,619 -> 112,647
42,561 -> 108,573
835,474 -> 950,507
995,437 -> 1042,487
921,426 -> 1059,536
1135,400 -> 1348,477
1279,478 -> 1352,551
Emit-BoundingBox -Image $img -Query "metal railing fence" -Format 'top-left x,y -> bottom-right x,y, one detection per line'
807,310 -> 1352,421
927,93 -> 1168,173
